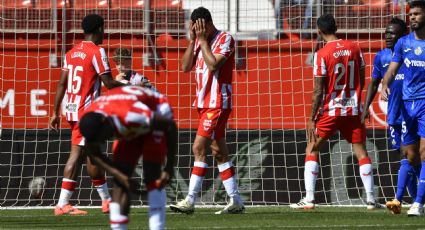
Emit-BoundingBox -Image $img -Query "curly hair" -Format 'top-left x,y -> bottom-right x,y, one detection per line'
112,48 -> 132,63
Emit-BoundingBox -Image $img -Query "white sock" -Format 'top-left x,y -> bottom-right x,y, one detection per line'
96,183 -> 111,201
187,161 -> 208,204
218,161 -> 242,205
148,189 -> 166,230
110,202 -> 128,230
57,178 -> 76,207
359,162 -> 375,203
304,160 -> 319,202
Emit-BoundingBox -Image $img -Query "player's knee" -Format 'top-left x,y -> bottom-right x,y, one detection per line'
192,143 -> 206,158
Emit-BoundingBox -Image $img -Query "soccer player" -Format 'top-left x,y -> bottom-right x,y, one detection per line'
362,18 -> 419,214
169,7 -> 245,214
112,48 -> 156,91
79,85 -> 176,230
290,14 -> 382,210
382,0 -> 425,217
49,14 -> 124,215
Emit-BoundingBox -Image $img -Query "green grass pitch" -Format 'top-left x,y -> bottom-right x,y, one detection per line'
1,206 -> 425,229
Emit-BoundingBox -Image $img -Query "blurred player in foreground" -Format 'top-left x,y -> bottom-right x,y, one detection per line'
112,48 -> 156,91
169,6 -> 244,215
362,18 -> 419,214
290,14 -> 383,210
382,0 -> 425,217
80,85 -> 176,230
49,14 -> 124,215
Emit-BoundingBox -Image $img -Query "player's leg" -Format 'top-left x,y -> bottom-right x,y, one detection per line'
290,115 -> 333,209
170,108 -> 212,213
211,137 -> 245,214
143,160 -> 166,230
86,155 -> 111,213
109,139 -> 140,229
55,122 -> 87,215
170,134 -> 210,213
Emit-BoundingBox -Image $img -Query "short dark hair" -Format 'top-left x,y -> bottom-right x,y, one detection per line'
317,14 -> 337,35
112,48 -> 132,63
190,7 -> 212,23
410,0 -> 425,9
79,112 -> 110,142
82,14 -> 104,34
389,17 -> 408,34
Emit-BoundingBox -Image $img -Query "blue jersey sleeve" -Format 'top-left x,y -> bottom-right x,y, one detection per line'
392,38 -> 404,63
371,52 -> 382,80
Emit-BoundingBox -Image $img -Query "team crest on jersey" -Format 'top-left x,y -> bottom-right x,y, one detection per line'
415,47 -> 422,56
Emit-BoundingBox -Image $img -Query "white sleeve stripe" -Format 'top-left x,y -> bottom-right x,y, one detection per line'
320,57 -> 326,75
92,55 -> 100,74
99,48 -> 110,71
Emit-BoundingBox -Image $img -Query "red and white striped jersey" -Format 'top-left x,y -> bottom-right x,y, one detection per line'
62,41 -> 111,121
313,39 -> 365,117
193,31 -> 235,109
85,86 -> 173,140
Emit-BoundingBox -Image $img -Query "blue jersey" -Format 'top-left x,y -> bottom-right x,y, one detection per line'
392,32 -> 425,100
372,48 -> 403,125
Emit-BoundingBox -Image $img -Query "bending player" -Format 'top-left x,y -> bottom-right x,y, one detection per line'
290,14 -> 383,210
169,6 -> 244,214
49,14 -> 124,215
112,48 -> 156,91
362,18 -> 419,214
79,85 -> 176,230
382,0 -> 425,217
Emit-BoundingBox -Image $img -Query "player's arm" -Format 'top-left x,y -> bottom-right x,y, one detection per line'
100,72 -> 126,89
50,70 -> 68,131
181,21 -> 197,72
151,113 -> 177,187
195,19 -> 228,72
361,54 -> 382,124
381,62 -> 401,101
308,76 -> 325,142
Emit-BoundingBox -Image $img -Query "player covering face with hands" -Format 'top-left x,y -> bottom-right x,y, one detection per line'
170,7 -> 244,215
79,85 -> 177,230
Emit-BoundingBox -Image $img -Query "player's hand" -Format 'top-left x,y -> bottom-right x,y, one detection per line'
381,84 -> 390,101
361,110 -> 370,125
194,19 -> 207,41
49,114 -> 60,131
189,20 -> 196,41
307,119 -> 317,143
115,72 -> 126,81
156,171 -> 171,188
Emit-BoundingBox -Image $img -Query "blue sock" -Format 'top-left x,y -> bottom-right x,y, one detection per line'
407,162 -> 418,200
414,162 -> 425,204
396,159 -> 412,201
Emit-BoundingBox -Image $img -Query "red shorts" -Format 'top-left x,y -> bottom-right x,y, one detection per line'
112,131 -> 167,167
68,121 -> 85,146
197,108 -> 231,140
315,115 -> 366,143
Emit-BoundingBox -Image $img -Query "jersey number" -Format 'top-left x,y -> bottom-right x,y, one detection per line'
334,61 -> 355,90
67,65 -> 83,94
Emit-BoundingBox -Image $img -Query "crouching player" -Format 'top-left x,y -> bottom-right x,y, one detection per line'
79,85 -> 176,230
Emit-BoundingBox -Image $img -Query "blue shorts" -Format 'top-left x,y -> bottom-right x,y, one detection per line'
400,99 -> 425,145
389,124 -> 402,149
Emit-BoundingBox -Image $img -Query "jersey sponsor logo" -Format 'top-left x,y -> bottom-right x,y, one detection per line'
333,49 -> 351,58
394,73 -> 404,80
64,103 -> 78,113
415,46 -> 423,56
404,58 -> 425,68
331,97 -> 357,108
71,51 -> 86,60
